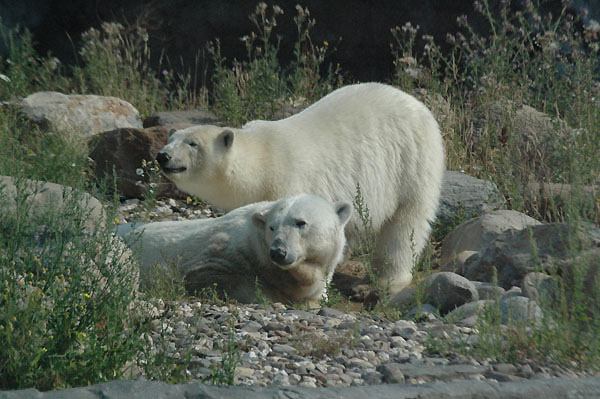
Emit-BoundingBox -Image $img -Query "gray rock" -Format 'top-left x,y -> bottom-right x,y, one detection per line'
441,210 -> 541,270
521,272 -> 554,303
472,282 -> 505,300
405,304 -> 439,321
4,377 -> 600,399
438,171 -> 505,223
423,272 -> 479,314
0,176 -> 104,232
499,296 -> 545,327
143,110 -> 221,128
318,307 -> 346,318
446,300 -> 495,325
471,100 -> 576,170
462,222 -> 600,289
388,287 -> 416,308
20,91 -> 142,139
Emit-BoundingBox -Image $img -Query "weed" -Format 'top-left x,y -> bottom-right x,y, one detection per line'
0,179 -> 141,390
204,314 -> 243,386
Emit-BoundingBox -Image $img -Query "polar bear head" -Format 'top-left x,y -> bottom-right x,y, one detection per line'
156,125 -> 234,199
251,194 -> 352,282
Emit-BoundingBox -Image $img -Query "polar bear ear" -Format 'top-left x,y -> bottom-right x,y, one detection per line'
252,210 -> 266,230
219,130 -> 234,149
334,200 -> 353,226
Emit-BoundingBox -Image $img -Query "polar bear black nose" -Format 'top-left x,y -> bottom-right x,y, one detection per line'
270,246 -> 287,264
156,152 -> 171,167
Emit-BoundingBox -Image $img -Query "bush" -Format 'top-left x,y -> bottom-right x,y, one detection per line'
0,179 -> 142,390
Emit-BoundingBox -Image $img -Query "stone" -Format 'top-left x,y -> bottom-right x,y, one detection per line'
422,272 -> 479,314
20,91 -> 142,140
318,307 -> 346,318
441,210 -> 541,270
388,287 -> 416,308
499,296 -> 545,327
405,304 -> 439,321
143,110 -> 221,128
462,222 -> 600,289
438,171 -> 505,223
88,126 -> 186,199
471,282 -> 505,300
471,100 -> 577,170
0,176 -> 104,231
521,272 -> 554,303
446,300 -> 495,325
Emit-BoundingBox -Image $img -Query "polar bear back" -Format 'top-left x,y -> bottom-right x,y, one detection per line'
242,83 -> 443,231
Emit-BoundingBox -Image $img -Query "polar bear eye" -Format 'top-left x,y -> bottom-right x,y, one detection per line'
295,220 -> 307,228
188,141 -> 198,147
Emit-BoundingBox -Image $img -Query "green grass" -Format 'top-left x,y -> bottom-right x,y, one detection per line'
0,0 -> 598,389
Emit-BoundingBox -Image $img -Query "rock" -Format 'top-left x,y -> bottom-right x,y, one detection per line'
0,176 -> 104,231
318,307 -> 346,318
88,126 -> 186,199
20,91 -> 142,140
471,100 -> 577,168
499,296 -> 544,327
143,110 -> 221,128
405,304 -> 439,321
438,171 -> 505,223
521,272 -> 554,303
471,282 -> 505,300
422,272 -> 479,314
441,210 -> 541,270
388,287 -> 416,308
462,222 -> 600,289
446,300 -> 495,325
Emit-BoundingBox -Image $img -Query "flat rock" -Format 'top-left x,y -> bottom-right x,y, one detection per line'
20,91 -> 142,139
438,171 -> 505,223
441,210 -> 541,270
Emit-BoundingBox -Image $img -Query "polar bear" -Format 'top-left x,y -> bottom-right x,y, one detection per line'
124,194 -> 352,305
157,83 -> 445,294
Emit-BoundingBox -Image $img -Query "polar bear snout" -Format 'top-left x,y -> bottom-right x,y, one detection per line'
156,151 -> 186,174
269,237 -> 295,267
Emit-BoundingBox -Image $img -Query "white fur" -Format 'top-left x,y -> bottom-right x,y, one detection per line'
158,83 -> 445,293
124,194 -> 352,305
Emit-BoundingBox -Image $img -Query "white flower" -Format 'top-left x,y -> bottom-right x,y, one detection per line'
0,74 -> 10,82
136,168 -> 144,176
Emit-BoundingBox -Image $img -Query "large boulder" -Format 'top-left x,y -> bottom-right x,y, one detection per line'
88,126 -> 187,199
0,176 -> 104,231
20,91 -> 142,140
441,210 -> 541,271
462,222 -> 600,289
438,171 -> 505,222
471,100 -> 577,167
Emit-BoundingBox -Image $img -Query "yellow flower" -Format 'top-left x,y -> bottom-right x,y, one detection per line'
83,293 -> 90,299
323,40 -> 329,47
114,217 -> 120,224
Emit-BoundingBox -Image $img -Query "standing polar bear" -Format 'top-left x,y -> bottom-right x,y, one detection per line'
126,194 -> 352,305
157,83 -> 445,294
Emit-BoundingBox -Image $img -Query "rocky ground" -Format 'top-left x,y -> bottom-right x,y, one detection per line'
116,198 -> 598,389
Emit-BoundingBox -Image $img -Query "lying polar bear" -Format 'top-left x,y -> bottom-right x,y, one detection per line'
157,83 -> 445,294
124,194 -> 352,305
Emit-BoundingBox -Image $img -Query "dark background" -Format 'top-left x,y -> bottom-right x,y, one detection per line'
1,0 -> 598,82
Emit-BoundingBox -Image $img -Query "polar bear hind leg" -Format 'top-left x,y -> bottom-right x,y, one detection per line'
373,203 -> 433,294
